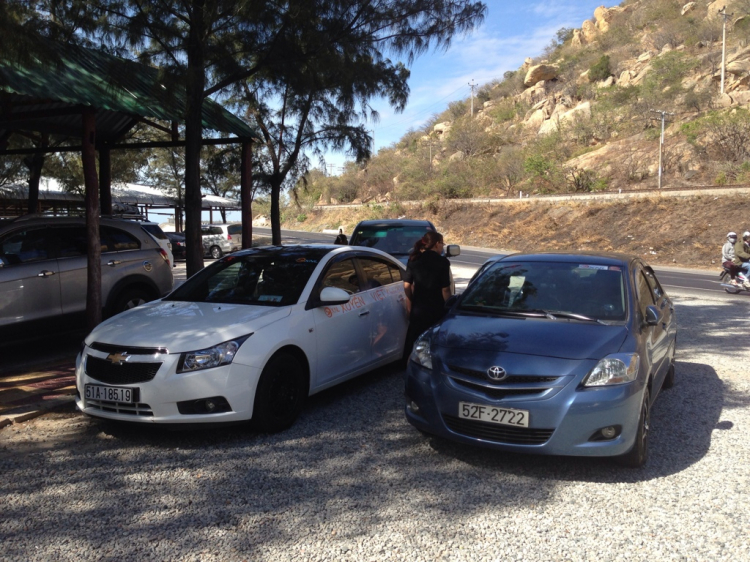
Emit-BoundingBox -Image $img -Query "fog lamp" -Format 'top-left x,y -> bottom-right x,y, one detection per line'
601,426 -> 617,439
409,400 -> 420,414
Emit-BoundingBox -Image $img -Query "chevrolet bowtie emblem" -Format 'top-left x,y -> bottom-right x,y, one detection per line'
106,352 -> 130,365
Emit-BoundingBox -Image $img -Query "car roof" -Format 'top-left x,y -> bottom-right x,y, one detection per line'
353,219 -> 435,228
491,252 -> 634,267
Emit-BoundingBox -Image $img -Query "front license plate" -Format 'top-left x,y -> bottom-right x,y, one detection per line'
459,402 -> 529,427
85,384 -> 136,404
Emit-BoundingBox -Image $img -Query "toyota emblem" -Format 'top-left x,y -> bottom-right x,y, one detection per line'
487,366 -> 507,381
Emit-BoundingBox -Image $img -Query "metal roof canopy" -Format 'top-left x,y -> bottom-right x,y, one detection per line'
0,38 -> 257,148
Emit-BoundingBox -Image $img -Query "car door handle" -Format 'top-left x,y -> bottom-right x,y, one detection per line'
107,260 -> 122,267
359,310 -> 370,317
37,270 -> 56,277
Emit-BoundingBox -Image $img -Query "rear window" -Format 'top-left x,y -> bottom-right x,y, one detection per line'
228,224 -> 242,235
350,225 -> 434,256
141,224 -> 167,240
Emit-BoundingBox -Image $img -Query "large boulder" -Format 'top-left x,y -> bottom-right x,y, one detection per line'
538,102 -> 592,136
433,122 -> 452,138
524,64 -> 559,87
681,3 -> 696,16
726,59 -> 750,75
594,6 -> 617,33
571,29 -> 585,47
582,19 -> 598,43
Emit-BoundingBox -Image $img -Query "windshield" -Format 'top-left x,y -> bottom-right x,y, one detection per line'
165,251 -> 323,307
350,225 -> 433,256
459,261 -> 627,322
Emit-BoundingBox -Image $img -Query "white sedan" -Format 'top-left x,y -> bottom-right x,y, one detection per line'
75,245 -> 408,431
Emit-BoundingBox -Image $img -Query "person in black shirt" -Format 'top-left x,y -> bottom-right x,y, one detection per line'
334,229 -> 348,245
403,231 -> 451,356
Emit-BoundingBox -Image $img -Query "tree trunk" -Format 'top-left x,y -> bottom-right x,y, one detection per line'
82,109 -> 102,330
270,180 -> 281,245
184,4 -> 207,278
26,134 -> 46,214
99,145 -> 112,215
240,141 -> 253,248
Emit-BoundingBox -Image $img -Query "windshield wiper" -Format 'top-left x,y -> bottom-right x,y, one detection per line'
459,305 -> 547,318
543,310 -> 608,324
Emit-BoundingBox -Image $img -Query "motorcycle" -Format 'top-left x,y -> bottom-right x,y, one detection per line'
719,265 -> 750,294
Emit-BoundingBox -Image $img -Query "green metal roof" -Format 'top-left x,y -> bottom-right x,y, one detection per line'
0,39 -> 256,139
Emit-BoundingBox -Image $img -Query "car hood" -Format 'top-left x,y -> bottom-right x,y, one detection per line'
86,300 -> 291,352
436,313 -> 628,360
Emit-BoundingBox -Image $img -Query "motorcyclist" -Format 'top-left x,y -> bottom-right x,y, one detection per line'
722,232 -> 742,286
734,231 -> 750,288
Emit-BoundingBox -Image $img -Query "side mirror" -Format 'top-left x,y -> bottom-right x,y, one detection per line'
319,286 -> 351,306
644,305 -> 659,326
445,244 -> 461,257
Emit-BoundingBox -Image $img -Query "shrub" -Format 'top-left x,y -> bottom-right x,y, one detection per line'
588,55 -> 612,82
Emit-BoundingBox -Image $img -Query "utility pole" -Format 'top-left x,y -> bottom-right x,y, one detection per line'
468,79 -> 476,117
719,6 -> 733,95
650,109 -> 674,189
370,129 -> 375,156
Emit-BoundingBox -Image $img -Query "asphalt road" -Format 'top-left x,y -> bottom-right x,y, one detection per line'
253,226 -> 738,299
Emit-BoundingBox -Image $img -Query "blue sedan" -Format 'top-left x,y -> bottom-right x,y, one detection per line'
404,253 -> 677,467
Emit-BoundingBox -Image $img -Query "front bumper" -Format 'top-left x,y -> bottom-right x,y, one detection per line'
404,360 -> 645,457
75,345 -> 262,424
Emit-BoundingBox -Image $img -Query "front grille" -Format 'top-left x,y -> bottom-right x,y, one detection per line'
86,399 -> 153,417
86,356 -> 161,384
443,414 -> 554,445
451,378 -> 548,399
90,342 -> 169,355
447,365 -> 558,384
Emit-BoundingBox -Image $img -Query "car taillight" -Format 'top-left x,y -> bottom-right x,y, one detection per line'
158,248 -> 170,266
227,234 -> 232,240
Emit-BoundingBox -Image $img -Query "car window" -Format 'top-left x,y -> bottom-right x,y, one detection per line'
166,253 -> 320,306
350,225 -> 433,256
102,226 -> 141,252
358,258 -> 401,288
56,226 -> 88,258
459,261 -> 626,321
202,226 -> 223,236
643,267 -> 664,299
0,228 -> 52,263
141,224 -> 168,240
228,225 -> 242,235
635,270 -> 655,312
321,259 -> 360,294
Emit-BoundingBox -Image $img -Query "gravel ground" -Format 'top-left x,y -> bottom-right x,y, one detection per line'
1,290 -> 749,561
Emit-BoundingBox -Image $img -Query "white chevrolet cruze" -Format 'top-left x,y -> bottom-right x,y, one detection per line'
75,245 -> 408,431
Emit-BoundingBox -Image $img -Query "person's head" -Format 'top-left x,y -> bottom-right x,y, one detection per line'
409,231 -> 444,260
743,231 -> 750,241
728,231 -> 738,243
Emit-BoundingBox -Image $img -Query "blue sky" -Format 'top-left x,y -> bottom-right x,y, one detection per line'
321,0 -> 617,173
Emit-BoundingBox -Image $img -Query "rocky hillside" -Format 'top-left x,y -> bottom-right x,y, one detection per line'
299,0 -> 750,207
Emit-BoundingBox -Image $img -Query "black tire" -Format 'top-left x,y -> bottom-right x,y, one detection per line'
210,246 -> 222,259
617,387 -> 650,468
253,352 -> 307,433
112,287 -> 152,315
662,358 -> 675,390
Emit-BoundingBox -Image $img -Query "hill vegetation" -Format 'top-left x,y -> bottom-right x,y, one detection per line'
290,0 -> 750,207
268,0 -> 750,270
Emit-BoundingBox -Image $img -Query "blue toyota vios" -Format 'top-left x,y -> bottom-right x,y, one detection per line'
404,253 -> 677,467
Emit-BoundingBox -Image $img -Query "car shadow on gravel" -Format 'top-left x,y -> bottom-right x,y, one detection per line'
421,360 -> 729,483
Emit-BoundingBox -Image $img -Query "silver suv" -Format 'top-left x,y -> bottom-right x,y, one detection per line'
201,223 -> 242,259
0,215 -> 174,340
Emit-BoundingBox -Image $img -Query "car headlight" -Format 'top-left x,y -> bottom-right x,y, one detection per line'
410,330 -> 434,370
177,335 -> 252,373
583,353 -> 639,387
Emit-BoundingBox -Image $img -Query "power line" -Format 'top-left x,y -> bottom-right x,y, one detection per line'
372,84 -> 469,134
